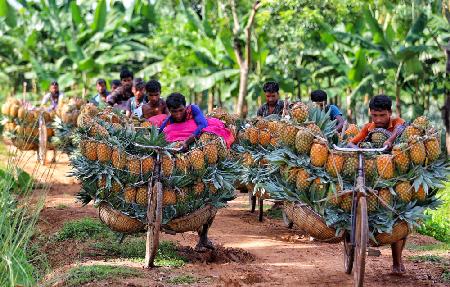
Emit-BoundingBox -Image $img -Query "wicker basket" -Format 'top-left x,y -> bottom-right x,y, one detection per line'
370,221 -> 410,246
98,201 -> 145,234
284,201 -> 343,243
165,204 -> 217,233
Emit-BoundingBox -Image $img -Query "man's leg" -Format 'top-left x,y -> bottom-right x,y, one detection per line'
195,216 -> 215,252
391,237 -> 406,274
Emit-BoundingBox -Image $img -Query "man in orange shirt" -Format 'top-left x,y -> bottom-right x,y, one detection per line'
348,94 -> 407,274
349,95 -> 405,150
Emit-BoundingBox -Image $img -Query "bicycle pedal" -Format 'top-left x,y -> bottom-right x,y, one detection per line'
367,248 -> 381,257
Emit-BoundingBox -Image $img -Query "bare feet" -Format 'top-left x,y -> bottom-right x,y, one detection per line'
391,263 -> 406,275
195,239 -> 215,252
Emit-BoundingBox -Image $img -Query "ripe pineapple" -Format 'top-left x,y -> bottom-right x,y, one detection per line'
342,156 -> 358,179
111,180 -> 122,193
163,188 -> 177,205
270,137 -> 278,147
403,126 -> 421,141
85,140 -> 98,161
97,176 -> 107,189
370,130 -> 389,148
414,185 -> 426,202
127,155 -> 141,176
193,182 -> 205,195
97,143 -> 112,162
247,127 -> 259,145
364,158 -> 377,179
392,143 -> 410,174
424,137 -> 441,162
296,168 -> 311,193
327,183 -> 342,206
188,149 -> 205,171
89,123 -> 109,138
325,152 -> 344,178
280,123 -> 298,147
175,155 -> 188,173
340,193 -> 353,212
112,148 -> 127,169
217,141 -> 229,160
203,143 -> 218,165
310,140 -> 329,167
295,127 -> 314,154
344,124 -> 359,138
291,103 -> 309,123
207,183 -> 218,194
408,136 -> 426,165
367,193 -> 378,212
9,104 -> 20,118
17,107 -> 26,120
138,157 -> 153,175
268,121 -> 280,136
161,155 -> 174,176
124,186 -> 136,203
255,118 -> 269,130
395,181 -> 413,203
258,130 -> 271,146
306,123 -> 322,137
136,186 -> 148,205
1,102 -> 10,115
378,188 -> 393,206
77,114 -> 93,128
376,154 -> 395,179
413,116 -> 429,131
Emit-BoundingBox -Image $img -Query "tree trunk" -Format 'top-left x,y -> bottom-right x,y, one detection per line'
208,88 -> 215,113
444,39 -> 450,156
346,88 -> 352,120
236,67 -> 249,116
395,84 -> 402,117
296,77 -> 301,102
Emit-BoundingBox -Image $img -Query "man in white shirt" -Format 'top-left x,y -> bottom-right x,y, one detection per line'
41,81 -> 64,111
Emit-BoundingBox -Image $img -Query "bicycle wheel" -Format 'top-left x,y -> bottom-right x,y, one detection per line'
344,232 -> 354,274
144,181 -> 163,268
353,196 -> 368,287
282,209 -> 294,229
38,115 -> 47,165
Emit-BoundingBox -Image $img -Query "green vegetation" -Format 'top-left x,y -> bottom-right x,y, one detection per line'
55,204 -> 68,210
54,218 -> 113,241
406,242 -> 450,252
64,265 -> 140,287
167,275 -> 199,285
408,254 -> 445,263
266,207 -> 284,219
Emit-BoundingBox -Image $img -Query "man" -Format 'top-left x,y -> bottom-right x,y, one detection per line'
107,69 -> 134,110
257,81 -> 284,117
125,78 -> 147,118
90,78 -> 109,108
41,81 -> 64,111
111,79 -> 121,93
310,89 -> 345,132
142,79 -> 169,119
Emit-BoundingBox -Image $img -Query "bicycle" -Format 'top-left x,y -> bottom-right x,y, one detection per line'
37,111 -> 56,165
332,144 -> 387,287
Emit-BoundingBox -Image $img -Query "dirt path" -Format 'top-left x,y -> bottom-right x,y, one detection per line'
6,149 -> 449,287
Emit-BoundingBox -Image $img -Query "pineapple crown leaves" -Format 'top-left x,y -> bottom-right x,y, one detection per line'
260,179 -> 300,203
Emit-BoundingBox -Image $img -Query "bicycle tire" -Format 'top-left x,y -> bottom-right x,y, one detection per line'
38,115 -> 47,165
282,209 -> 294,229
353,196 -> 368,287
344,232 -> 354,274
144,181 -> 163,268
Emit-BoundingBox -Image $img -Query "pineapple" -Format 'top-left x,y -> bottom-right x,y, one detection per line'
163,188 -> 177,205
127,155 -> 141,176
310,140 -> 329,167
378,188 -> 393,206
342,156 -> 358,179
295,127 -> 314,154
270,137 -> 278,147
367,193 -> 378,212
408,136 -> 426,165
17,107 -> 26,120
403,126 -> 421,141
188,149 -> 205,171
376,154 -> 395,179
268,121 -> 280,136
340,193 -> 353,212
1,102 -> 10,115
258,130 -> 271,146
97,176 -> 107,189
193,182 -> 205,195
306,123 -> 322,137
370,131 -> 389,148
282,167 -> 299,184
124,186 -> 136,203
89,123 -> 109,138
310,178 -> 327,196
111,180 -> 122,193
291,103 -> 309,123
364,158 -> 377,179
280,123 -> 298,147
395,181 -> 413,203
325,152 -> 344,178
344,124 -> 359,138
77,114 -> 93,128
141,156 -> 155,174
424,137 -> 441,162
112,148 -> 127,169
85,140 -> 98,161
256,118 -> 269,130
414,185 -> 426,202
97,143 -> 112,163
217,141 -> 229,160
207,183 -> 218,194
413,116 -> 429,131
247,127 -> 259,145
203,143 -> 218,165
9,104 -> 20,118
296,168 -> 311,193
175,155 -> 188,173
392,143 -> 410,174
136,186 -> 148,205
327,183 -> 342,206
161,155 -> 174,177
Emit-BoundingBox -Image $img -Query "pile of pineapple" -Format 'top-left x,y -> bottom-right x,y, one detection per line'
70,105 -> 238,230
237,104 -> 448,241
1,98 -> 55,150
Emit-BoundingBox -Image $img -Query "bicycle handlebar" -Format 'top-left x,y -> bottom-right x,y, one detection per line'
134,143 -> 182,153
332,144 -> 387,153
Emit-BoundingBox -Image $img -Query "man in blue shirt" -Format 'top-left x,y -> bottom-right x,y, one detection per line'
311,90 -> 345,132
90,78 -> 110,108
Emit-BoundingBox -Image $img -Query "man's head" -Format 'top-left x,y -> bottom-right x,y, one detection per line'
263,81 -> 279,106
166,92 -> 186,122
50,81 -> 59,95
132,78 -> 145,100
369,95 -> 392,128
96,78 -> 107,95
111,79 -> 121,92
145,80 -> 161,105
311,89 -> 327,110
120,69 -> 134,89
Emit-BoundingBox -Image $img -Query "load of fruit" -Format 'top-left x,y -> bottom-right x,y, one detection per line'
70,105 -> 238,233
1,98 -> 55,151
236,104 -> 449,244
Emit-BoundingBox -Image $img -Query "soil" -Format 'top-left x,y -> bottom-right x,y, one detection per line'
5,149 -> 450,287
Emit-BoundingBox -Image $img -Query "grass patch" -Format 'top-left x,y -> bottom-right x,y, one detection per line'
406,242 -> 450,252
442,269 -> 450,282
408,255 -> 445,263
55,204 -> 68,210
64,265 -> 140,286
167,275 -> 198,284
266,207 -> 283,219
55,218 -> 113,241
93,238 -> 186,267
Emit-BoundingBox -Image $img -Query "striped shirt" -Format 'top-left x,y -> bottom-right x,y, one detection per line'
257,100 -> 285,117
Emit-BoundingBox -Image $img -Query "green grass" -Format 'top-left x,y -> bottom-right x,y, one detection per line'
406,242 -> 450,252
408,255 -> 445,263
266,207 -> 283,219
64,265 -> 140,286
54,218 -> 113,241
92,239 -> 186,267
167,275 -> 199,284
55,204 -> 68,210
442,269 -> 450,282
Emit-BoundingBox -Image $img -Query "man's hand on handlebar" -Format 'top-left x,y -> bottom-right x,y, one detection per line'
346,142 -> 358,148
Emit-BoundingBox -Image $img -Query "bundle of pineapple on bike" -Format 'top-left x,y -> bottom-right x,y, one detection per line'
70,93 -> 239,267
236,94 -> 448,286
